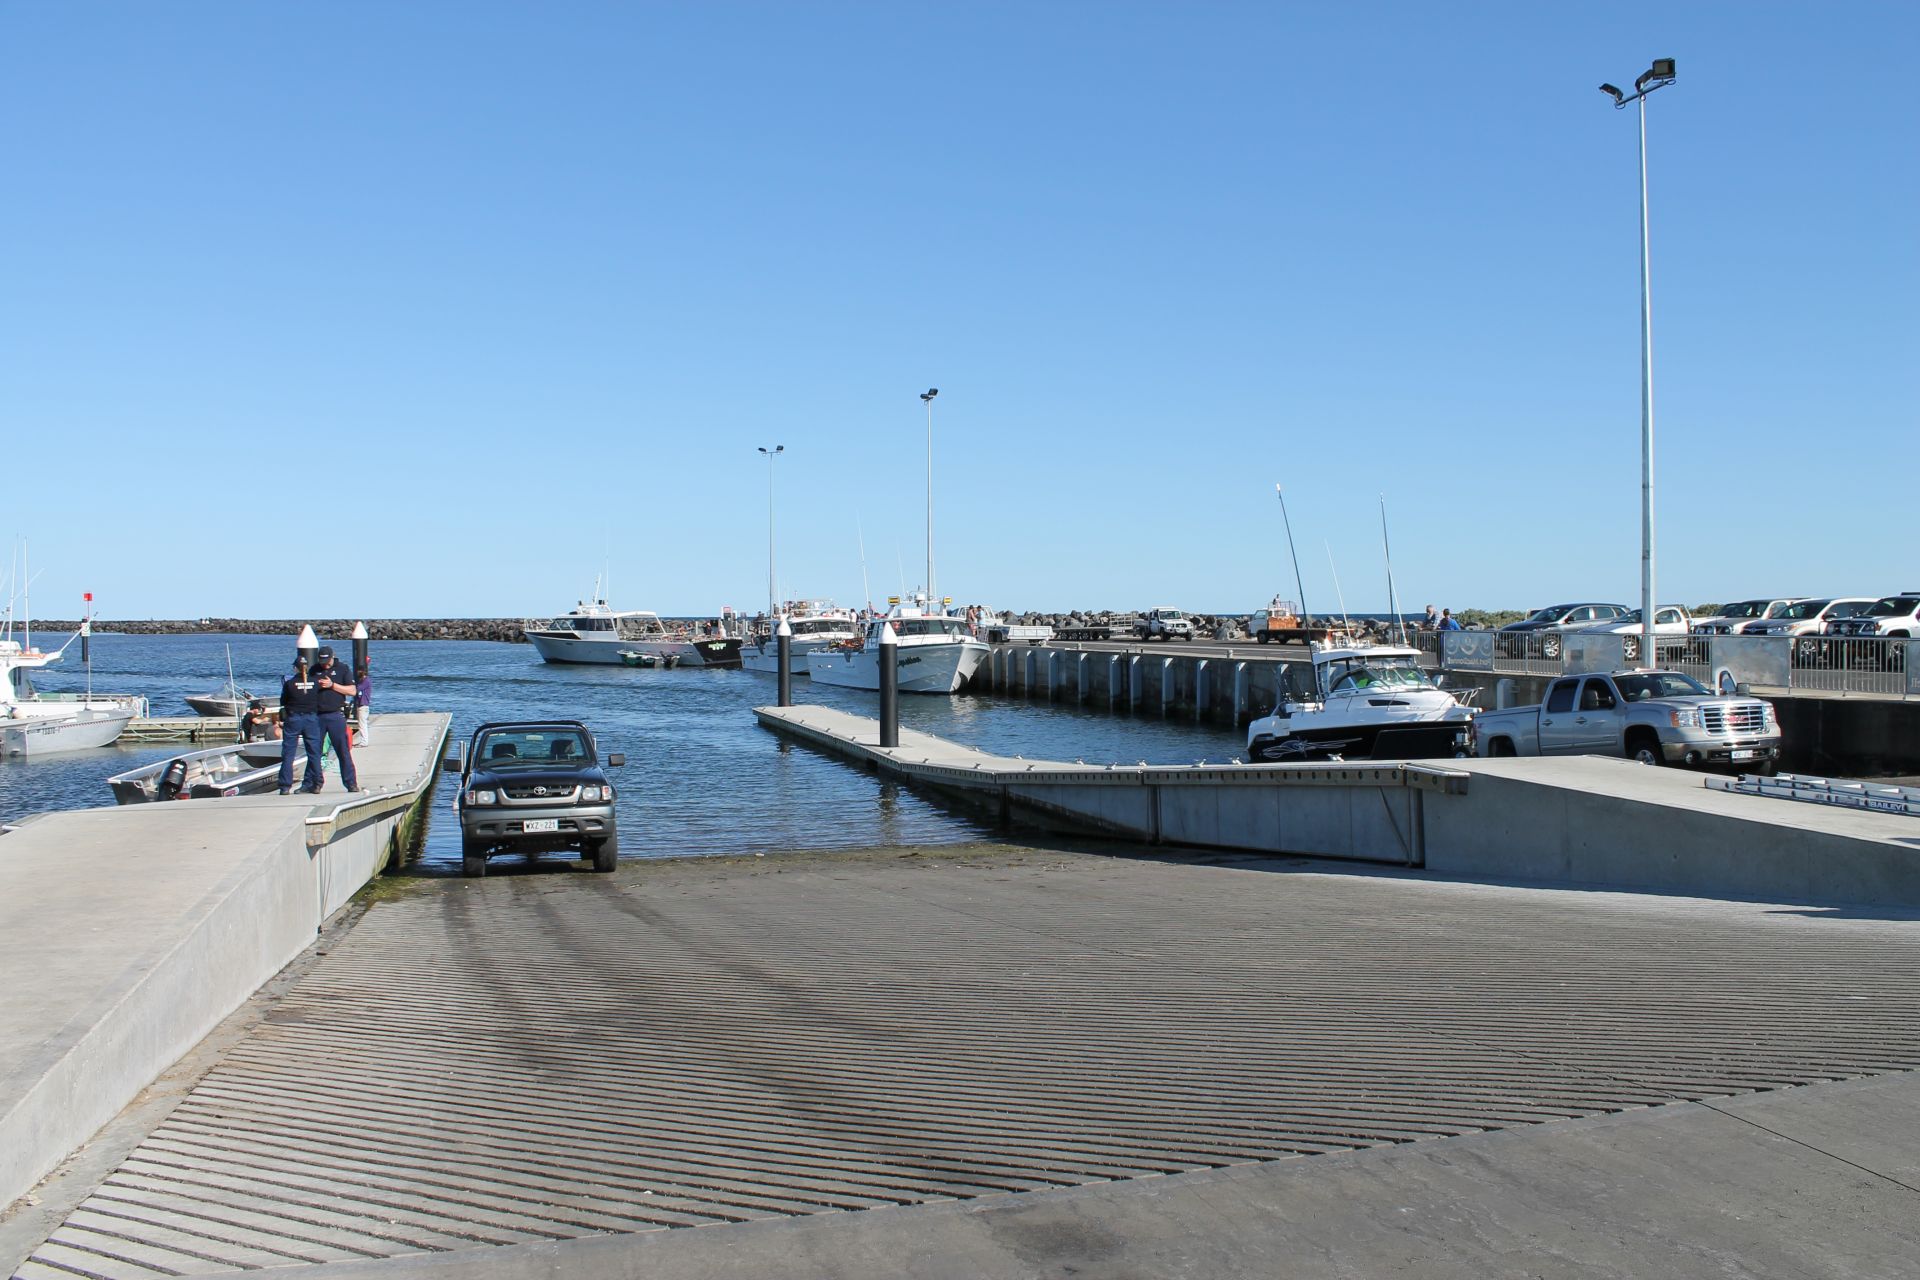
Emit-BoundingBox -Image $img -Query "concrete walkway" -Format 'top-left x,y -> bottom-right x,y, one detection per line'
10,843 -> 1919,1278
757,704 -> 1920,904
0,714 -> 450,1213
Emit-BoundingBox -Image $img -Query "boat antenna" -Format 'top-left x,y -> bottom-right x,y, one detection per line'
22,540 -> 28,654
83,592 -> 94,701
895,547 -> 907,606
226,642 -> 238,709
1325,540 -> 1352,637
1275,485 -> 1311,627
856,516 -> 873,615
921,388 -> 938,613
1380,493 -> 1406,646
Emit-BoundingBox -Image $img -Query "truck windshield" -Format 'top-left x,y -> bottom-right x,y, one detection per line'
1777,600 -> 1831,619
1720,601 -> 1770,619
476,728 -> 592,768
1865,597 -> 1920,617
1526,606 -> 1571,622
1611,673 -> 1710,702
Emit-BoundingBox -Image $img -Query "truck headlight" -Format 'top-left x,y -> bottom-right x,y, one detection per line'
1670,708 -> 1701,729
580,785 -> 604,802
466,789 -> 497,806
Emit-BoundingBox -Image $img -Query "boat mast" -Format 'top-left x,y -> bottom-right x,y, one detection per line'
1325,541 -> 1352,635
1379,493 -> 1405,646
758,445 -> 784,624
1275,485 -> 1311,628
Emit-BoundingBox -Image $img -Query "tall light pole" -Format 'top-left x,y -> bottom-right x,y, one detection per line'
757,445 -> 784,624
1600,58 -> 1676,664
920,388 -> 938,609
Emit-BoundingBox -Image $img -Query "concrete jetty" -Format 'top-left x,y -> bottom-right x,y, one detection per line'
0,713 -> 449,1213
5,844 -> 1918,1278
756,704 -> 1920,906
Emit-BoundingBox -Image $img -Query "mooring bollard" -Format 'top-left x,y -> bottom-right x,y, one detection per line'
351,621 -> 371,744
878,621 -> 900,748
776,617 -> 793,708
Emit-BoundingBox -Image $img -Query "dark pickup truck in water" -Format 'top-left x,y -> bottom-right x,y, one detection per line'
446,720 -> 625,877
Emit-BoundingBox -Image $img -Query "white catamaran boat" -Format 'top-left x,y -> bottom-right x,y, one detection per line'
806,597 -> 989,695
2,639 -> 137,757
741,601 -> 862,675
1244,643 -> 1474,763
523,600 -> 743,667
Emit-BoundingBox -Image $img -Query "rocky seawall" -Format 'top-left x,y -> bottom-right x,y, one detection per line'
31,619 -> 531,643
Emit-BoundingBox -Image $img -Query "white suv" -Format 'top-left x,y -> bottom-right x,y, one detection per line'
1743,598 -> 1875,638
1826,595 -> 1920,638
1136,608 -> 1197,642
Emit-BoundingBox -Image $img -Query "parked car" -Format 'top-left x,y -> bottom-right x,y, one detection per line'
1826,594 -> 1920,639
1742,598 -> 1874,639
1575,605 -> 1692,636
1691,599 -> 1797,636
1472,669 -> 1780,773
1501,603 -> 1632,635
447,720 -> 624,877
1136,608 -> 1197,642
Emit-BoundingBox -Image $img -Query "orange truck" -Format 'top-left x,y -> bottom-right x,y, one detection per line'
1248,598 -> 1337,645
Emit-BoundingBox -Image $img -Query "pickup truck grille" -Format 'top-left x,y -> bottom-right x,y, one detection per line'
504,783 -> 580,801
1702,704 -> 1767,736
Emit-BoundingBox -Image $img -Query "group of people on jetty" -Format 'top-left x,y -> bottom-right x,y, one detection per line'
237,645 -> 367,795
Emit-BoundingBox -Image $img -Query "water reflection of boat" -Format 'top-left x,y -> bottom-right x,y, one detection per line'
107,740 -> 293,803
2,639 -> 136,757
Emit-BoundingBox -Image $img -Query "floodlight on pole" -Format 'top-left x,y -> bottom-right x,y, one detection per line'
1598,57 -> 1676,663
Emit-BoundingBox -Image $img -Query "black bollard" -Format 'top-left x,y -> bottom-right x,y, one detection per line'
776,617 -> 793,708
878,622 -> 899,748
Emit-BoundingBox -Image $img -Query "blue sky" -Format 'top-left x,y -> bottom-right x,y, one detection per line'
2,2 -> 1913,620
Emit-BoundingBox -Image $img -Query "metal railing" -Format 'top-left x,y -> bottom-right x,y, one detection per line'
1442,630 -> 1919,700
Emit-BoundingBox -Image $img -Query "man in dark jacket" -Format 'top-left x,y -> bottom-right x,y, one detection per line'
310,646 -> 359,792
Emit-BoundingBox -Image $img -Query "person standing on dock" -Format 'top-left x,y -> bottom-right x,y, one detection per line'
277,660 -> 322,794
310,646 -> 359,792
1438,609 -> 1462,632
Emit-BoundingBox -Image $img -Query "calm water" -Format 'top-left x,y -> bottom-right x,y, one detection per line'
3,633 -> 1244,868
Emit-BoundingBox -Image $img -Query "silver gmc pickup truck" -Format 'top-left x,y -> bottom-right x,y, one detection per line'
1473,669 -> 1781,773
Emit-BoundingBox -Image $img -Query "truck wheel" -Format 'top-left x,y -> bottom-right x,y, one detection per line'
1626,731 -> 1664,767
1256,632 -> 1270,644
462,848 -> 488,878
1488,738 -> 1516,758
1246,738 -> 1274,762
590,837 -> 617,873
1752,760 -> 1779,778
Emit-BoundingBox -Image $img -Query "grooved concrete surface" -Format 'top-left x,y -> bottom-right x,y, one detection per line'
15,846 -> 1920,1277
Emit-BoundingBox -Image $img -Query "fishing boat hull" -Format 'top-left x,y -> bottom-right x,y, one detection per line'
525,632 -> 645,665
806,639 -> 988,695
185,694 -> 280,718
1,706 -> 136,757
107,740 -> 292,802
741,638 -> 846,675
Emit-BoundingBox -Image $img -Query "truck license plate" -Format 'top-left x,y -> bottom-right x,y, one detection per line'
1731,749 -> 1756,760
522,818 -> 560,833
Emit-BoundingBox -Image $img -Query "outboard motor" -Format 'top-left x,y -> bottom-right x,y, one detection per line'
156,758 -> 190,802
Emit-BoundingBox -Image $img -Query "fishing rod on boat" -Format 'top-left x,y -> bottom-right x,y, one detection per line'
1380,494 -> 1406,646
1274,484 -> 1311,629
83,592 -> 94,702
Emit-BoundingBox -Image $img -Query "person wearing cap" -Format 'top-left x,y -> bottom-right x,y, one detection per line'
240,699 -> 281,743
310,646 -> 359,792
277,657 -> 323,794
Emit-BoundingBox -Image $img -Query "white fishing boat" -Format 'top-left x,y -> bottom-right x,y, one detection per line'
523,600 -> 743,668
741,601 -> 862,675
1,639 -> 136,757
806,597 -> 988,694
1244,644 -> 1473,762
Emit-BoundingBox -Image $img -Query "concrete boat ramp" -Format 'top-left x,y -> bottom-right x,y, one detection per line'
0,714 -> 450,1222
6,708 -> 1920,1277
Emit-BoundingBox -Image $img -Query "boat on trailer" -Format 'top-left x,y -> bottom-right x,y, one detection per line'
1244,643 -> 1474,763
